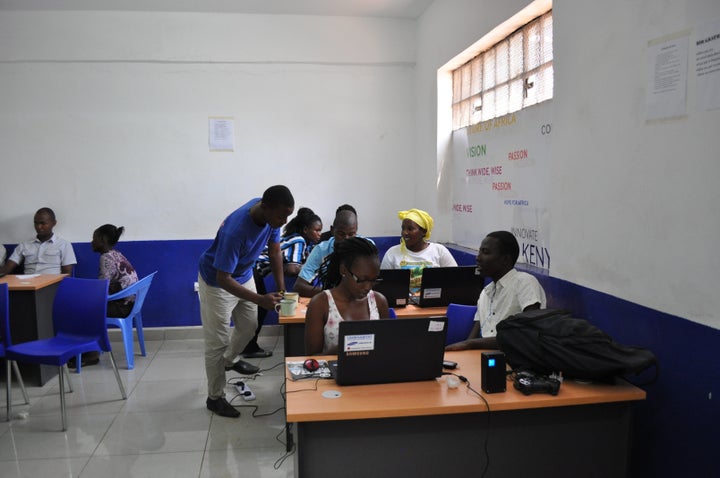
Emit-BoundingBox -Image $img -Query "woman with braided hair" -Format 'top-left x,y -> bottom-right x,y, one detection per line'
304,237 -> 391,355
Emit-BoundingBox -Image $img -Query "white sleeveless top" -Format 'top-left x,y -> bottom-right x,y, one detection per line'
322,290 -> 380,354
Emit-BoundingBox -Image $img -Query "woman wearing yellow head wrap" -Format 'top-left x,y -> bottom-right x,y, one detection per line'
380,208 -> 457,293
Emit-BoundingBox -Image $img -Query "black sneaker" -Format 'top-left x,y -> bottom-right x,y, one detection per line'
206,397 -> 240,418
242,349 -> 273,359
225,360 -> 260,375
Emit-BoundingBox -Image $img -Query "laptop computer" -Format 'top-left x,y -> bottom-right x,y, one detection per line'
330,317 -> 448,386
372,269 -> 411,308
414,266 -> 484,307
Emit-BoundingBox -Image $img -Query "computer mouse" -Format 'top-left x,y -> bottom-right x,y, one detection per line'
303,358 -> 320,372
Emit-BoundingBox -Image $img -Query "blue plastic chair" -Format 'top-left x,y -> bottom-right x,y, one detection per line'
445,303 -> 478,345
388,307 -> 397,319
104,271 -> 157,370
1,283 -> 30,419
5,278 -> 127,430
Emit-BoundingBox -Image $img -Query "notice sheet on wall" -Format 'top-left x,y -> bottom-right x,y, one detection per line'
208,117 -> 235,152
696,18 -> 720,112
646,33 -> 689,121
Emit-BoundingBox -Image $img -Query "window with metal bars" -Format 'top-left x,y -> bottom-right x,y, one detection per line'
452,11 -> 553,130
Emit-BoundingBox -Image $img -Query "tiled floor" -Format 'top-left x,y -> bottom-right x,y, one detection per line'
0,329 -> 293,478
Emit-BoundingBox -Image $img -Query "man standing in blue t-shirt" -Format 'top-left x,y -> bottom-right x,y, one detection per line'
198,185 -> 294,417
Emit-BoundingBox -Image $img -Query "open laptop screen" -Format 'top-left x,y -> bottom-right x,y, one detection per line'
416,266 -> 484,307
372,269 -> 411,308
332,317 -> 447,386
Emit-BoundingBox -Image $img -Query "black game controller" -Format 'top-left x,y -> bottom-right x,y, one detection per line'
513,370 -> 561,396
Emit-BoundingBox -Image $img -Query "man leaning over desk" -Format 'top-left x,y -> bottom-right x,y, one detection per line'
446,230 -> 545,351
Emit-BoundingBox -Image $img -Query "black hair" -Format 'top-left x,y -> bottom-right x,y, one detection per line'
35,207 -> 56,221
319,237 -> 378,290
486,230 -> 520,265
333,209 -> 357,228
262,185 -> 295,209
283,207 -> 322,237
335,204 -> 357,216
95,224 -> 125,247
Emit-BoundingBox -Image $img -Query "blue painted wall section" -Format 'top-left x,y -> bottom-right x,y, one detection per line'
4,238 -> 718,477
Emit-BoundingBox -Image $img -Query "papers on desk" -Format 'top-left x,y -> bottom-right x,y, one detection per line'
15,274 -> 40,280
287,360 -> 333,381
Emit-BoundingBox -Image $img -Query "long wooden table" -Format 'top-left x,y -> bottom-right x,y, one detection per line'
285,350 -> 646,478
278,297 -> 447,356
1,274 -> 66,385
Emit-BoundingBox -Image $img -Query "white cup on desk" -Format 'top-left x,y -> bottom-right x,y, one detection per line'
276,299 -> 298,316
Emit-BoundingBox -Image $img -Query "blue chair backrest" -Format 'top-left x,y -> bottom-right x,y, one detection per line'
0,283 -> 9,350
445,303 -> 478,344
111,271 -> 156,315
52,278 -> 111,351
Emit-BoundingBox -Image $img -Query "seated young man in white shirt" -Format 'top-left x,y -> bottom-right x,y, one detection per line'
446,230 -> 546,351
1,207 -> 77,276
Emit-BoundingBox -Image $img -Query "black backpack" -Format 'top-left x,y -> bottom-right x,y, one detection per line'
496,308 -> 658,383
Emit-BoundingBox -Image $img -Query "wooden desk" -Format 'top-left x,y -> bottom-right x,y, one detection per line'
1,274 -> 66,385
285,350 -> 646,478
278,297 -> 447,356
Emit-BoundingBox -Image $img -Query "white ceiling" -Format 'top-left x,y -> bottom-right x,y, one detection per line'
0,0 -> 434,19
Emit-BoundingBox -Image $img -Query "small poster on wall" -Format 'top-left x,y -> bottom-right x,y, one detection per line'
646,32 -> 689,121
208,117 -> 235,152
696,17 -> 720,112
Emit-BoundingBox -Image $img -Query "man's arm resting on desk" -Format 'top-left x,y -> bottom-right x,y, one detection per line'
0,260 -> 19,275
445,322 -> 499,351
294,276 -> 322,298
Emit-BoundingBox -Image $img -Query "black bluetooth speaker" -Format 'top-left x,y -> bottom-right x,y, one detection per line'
481,351 -> 507,393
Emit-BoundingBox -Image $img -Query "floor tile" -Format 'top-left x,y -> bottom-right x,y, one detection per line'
0,413 -> 116,460
0,456 -> 89,478
80,451 -> 204,478
200,447 -> 294,478
93,409 -> 210,456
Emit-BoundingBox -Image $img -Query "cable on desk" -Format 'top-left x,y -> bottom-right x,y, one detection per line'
284,378 -> 321,393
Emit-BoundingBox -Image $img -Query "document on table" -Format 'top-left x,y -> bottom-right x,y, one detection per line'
14,274 -> 40,280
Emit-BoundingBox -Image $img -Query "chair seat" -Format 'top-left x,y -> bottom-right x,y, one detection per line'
7,335 -> 102,366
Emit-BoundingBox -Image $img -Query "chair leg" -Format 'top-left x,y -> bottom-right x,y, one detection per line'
135,313 -> 146,357
75,353 -> 82,374
5,360 -> 10,422
62,365 -> 73,393
58,366 -> 67,431
107,352 -> 127,400
120,320 -> 135,370
11,361 -> 29,404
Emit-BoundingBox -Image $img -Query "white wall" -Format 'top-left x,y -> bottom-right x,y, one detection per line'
0,11 -> 417,241
416,0 -> 720,328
